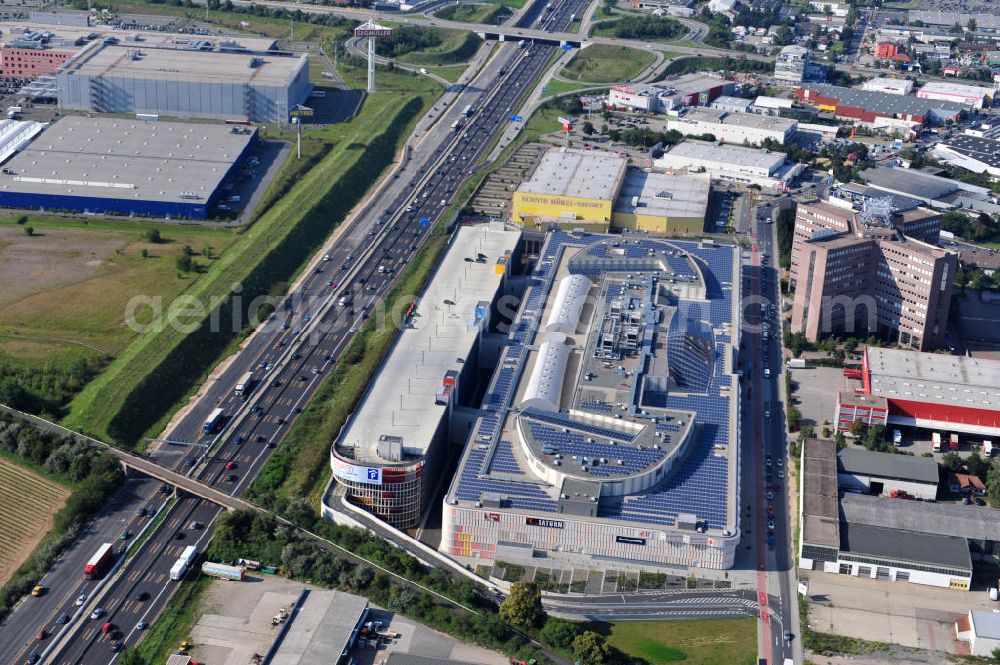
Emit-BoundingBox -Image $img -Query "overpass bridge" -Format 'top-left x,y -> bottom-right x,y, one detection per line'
0,405 -> 258,513
187,0 -> 773,65
475,28 -> 584,49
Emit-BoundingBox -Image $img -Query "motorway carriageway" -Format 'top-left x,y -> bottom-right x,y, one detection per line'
20,2 -> 595,664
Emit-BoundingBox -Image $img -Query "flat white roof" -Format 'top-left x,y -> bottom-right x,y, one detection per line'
970,610 -> 1000,640
0,115 -> 254,203
517,148 -> 626,202
867,347 -> 1000,412
657,139 -> 787,170
678,108 -> 796,131
614,170 -> 711,219
334,224 -> 520,463
61,43 -> 304,87
0,20 -> 276,52
754,95 -> 793,109
918,81 -> 995,99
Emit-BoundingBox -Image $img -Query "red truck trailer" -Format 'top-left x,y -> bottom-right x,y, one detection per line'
84,543 -> 115,579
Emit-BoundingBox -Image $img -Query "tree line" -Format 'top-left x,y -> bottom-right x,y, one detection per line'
0,412 -> 123,624
602,15 -> 685,41
0,355 -> 105,420
206,497 -> 628,663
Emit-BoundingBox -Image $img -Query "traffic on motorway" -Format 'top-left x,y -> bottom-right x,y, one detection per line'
8,0 -> 596,661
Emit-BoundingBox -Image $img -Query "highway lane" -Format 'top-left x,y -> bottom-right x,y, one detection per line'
4,478 -> 161,662
4,28 -> 514,664
41,1 -> 595,660
183,0 -> 774,65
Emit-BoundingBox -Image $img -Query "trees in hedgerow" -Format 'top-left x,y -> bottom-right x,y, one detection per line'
498,581 -> 545,631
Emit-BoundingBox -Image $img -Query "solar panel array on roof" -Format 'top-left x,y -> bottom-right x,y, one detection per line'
451,232 -> 736,530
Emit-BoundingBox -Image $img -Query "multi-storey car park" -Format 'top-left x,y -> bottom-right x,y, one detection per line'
439,230 -> 742,570
323,223 -> 522,529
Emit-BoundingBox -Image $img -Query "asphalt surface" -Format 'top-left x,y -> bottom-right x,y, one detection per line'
2,478 -> 160,661
4,1 -> 595,663
748,200 -> 800,665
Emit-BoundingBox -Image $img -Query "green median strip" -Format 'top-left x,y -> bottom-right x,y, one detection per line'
126,497 -> 176,560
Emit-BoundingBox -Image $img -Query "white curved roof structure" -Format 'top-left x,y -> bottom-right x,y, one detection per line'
520,333 -> 570,412
545,274 -> 591,334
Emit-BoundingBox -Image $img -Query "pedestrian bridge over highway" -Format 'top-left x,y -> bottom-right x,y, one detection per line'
0,405 -> 258,513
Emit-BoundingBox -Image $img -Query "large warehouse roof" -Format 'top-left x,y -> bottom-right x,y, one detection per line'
839,522 -> 972,572
841,492 -> 1000,543
517,148 -> 626,202
801,438 -> 840,550
859,167 -> 964,200
919,80 -> 995,101
0,116 -> 254,204
866,347 -> 1000,411
800,83 -> 970,115
908,10 -> 1000,30
662,140 -> 787,170
614,171 -> 710,221
61,43 -> 305,87
837,448 -> 939,484
937,135 -> 1000,171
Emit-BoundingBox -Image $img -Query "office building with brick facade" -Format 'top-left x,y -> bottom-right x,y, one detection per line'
790,201 -> 955,350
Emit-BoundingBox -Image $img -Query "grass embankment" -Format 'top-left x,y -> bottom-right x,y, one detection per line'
248,229 -> 449,506
378,26 -> 483,66
657,55 -> 774,79
587,618 -> 758,665
542,79 -> 601,99
396,31 -> 483,67
64,67 -> 439,447
589,15 -> 686,42
435,2 -> 506,24
560,44 -> 656,83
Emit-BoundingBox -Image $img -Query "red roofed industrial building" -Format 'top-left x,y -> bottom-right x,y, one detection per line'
794,84 -> 969,135
875,42 -> 900,59
834,347 -> 1000,438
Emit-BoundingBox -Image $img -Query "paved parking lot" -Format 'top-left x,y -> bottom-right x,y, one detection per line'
787,366 -> 847,432
803,571 -> 1000,656
348,609 -> 508,665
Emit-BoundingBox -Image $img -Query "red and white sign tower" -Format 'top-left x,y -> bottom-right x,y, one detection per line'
354,19 -> 393,93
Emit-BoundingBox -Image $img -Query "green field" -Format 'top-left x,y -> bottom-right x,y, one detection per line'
399,31 -> 482,66
424,64 -> 469,83
0,215 -> 238,359
63,63 -> 440,446
542,79 -> 603,98
589,15 -> 686,42
587,618 -> 758,665
561,44 -> 656,83
435,2 -> 506,24
0,456 -> 69,584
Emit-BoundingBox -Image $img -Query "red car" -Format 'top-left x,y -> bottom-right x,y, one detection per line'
225,460 -> 236,470
35,629 -> 47,641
